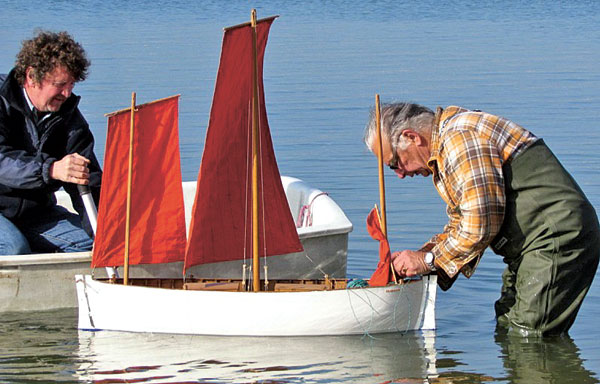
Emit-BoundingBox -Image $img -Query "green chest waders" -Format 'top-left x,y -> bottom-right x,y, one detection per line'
491,140 -> 600,335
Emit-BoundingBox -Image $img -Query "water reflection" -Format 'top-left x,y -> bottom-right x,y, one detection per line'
76,330 -> 438,383
2,309 -> 598,383
494,328 -> 598,384
0,310 -> 80,383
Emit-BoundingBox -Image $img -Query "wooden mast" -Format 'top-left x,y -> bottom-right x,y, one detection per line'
251,9 -> 261,292
374,94 -> 397,283
375,94 -> 387,237
123,92 -> 136,286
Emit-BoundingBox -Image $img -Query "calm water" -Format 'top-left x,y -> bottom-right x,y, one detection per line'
1,0 -> 600,382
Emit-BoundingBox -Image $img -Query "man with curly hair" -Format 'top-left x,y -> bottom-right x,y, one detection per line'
0,30 -> 102,255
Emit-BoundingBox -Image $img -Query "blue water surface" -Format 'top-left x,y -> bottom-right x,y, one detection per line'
1,1 -> 600,382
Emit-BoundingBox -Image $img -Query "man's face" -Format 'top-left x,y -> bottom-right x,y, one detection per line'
377,132 -> 431,179
24,65 -> 75,112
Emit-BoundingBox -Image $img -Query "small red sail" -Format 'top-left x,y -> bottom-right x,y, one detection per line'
184,17 -> 303,271
92,96 -> 187,268
366,206 -> 394,286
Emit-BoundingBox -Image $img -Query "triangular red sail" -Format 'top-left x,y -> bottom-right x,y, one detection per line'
184,17 -> 303,271
92,96 -> 187,268
367,206 -> 394,286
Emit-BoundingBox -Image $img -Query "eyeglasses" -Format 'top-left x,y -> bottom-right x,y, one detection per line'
46,79 -> 75,92
388,149 -> 400,170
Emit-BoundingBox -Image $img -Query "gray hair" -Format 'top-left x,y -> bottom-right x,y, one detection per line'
364,102 -> 434,151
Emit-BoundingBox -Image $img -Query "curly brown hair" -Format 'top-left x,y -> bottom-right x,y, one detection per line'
14,30 -> 90,86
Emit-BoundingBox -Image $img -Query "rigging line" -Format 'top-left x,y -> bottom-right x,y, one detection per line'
402,280 -> 413,332
392,283 -> 410,333
78,277 -> 96,329
302,251 -> 328,278
346,286 -> 385,314
346,288 -> 375,338
257,85 -> 268,266
243,100 -> 252,290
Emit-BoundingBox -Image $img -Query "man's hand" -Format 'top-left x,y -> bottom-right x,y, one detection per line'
49,153 -> 90,185
392,250 -> 430,277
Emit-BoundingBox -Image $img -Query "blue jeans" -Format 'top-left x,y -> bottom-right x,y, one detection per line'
0,206 -> 93,255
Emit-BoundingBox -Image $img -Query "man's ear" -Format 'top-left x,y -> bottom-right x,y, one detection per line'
25,67 -> 37,87
401,129 -> 425,145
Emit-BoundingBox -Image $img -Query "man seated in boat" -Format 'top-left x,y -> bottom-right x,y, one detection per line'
364,102 -> 600,336
0,30 -> 101,255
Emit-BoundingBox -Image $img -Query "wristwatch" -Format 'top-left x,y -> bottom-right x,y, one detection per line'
424,252 -> 436,271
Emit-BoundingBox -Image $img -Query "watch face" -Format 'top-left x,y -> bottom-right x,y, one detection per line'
425,252 -> 434,264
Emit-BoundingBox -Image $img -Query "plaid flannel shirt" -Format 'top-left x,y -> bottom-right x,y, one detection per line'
425,106 -> 537,284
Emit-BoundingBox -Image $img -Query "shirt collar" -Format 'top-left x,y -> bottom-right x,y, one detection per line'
427,106 -> 472,171
22,87 -> 51,122
22,87 -> 34,111
427,107 -> 444,172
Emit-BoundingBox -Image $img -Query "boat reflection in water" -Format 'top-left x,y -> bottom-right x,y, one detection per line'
76,330 -> 438,383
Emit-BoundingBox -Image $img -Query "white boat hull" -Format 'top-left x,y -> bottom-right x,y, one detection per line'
0,176 -> 351,313
76,274 -> 436,336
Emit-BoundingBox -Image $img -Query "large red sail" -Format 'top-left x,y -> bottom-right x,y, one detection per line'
92,96 -> 187,268
184,17 -> 303,271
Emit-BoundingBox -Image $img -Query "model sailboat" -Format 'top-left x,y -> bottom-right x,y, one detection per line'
75,11 -> 436,336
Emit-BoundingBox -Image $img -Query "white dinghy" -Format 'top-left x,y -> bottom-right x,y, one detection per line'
77,274 -> 435,336
75,11 -> 437,336
0,176 -> 351,313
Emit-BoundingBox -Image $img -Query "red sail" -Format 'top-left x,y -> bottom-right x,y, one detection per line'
366,206 -> 394,286
184,18 -> 303,271
92,96 -> 187,268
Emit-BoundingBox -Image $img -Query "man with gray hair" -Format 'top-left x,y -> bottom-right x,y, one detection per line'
365,102 -> 599,336
0,30 -> 102,255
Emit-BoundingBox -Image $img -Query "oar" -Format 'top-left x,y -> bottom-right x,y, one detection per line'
76,184 -> 118,279
374,94 -> 398,284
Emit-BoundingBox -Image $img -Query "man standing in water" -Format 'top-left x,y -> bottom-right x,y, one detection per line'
0,30 -> 102,255
364,103 -> 600,335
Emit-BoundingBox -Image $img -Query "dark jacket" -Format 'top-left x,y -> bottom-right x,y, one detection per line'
0,69 -> 102,235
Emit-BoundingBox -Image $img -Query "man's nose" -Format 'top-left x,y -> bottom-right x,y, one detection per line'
61,83 -> 74,98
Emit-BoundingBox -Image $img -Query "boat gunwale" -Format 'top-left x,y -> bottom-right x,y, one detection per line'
0,251 -> 91,267
297,224 -> 353,238
81,275 -> 427,293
